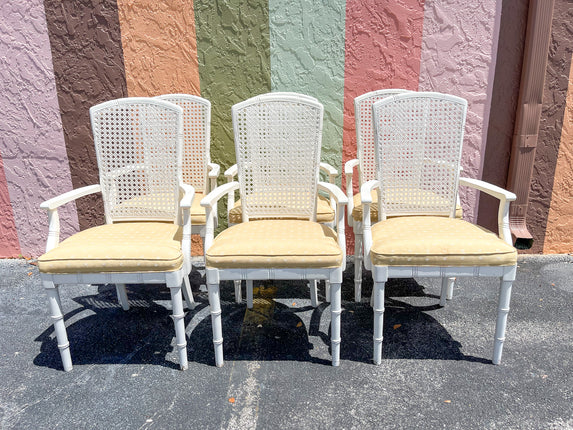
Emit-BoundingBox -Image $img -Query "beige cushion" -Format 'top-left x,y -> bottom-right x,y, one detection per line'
38,222 -> 184,274
228,195 -> 335,224
352,191 -> 463,222
369,216 -> 517,267
206,219 -> 342,269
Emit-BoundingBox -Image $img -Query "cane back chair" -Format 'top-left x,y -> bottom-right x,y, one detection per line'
37,98 -> 193,371
346,89 -> 461,303
361,92 -> 517,364
201,93 -> 348,367
224,92 -> 339,306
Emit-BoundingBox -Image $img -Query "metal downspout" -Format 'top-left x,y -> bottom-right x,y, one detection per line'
506,0 -> 555,249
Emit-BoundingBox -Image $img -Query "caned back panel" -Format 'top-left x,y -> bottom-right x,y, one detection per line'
372,92 -> 467,218
156,94 -> 211,193
232,94 -> 324,221
90,98 -> 183,222
354,89 -> 411,185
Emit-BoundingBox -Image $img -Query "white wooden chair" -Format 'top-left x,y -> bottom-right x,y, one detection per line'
223,92 -> 339,306
346,89 -> 462,303
361,92 -> 517,365
38,98 -> 193,371
201,93 -> 348,367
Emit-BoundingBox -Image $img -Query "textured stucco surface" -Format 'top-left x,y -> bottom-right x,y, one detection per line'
117,0 -> 200,97
544,54 -> 573,253
269,0 -> 346,176
419,0 -> 500,223
0,157 -> 20,257
342,0 -> 424,252
478,0 -> 528,234
44,0 -> 128,232
527,0 -> 573,254
0,0 -> 79,257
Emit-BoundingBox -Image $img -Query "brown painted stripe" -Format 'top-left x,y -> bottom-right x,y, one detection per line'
0,156 -> 21,257
117,0 -> 200,97
543,54 -> 573,253
477,0 -> 529,234
525,0 -> 572,254
44,0 -> 128,230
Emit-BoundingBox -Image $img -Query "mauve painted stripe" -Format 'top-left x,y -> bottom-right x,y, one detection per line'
342,0 -> 425,252
419,0 -> 500,223
269,0 -> 346,176
0,0 -> 79,257
117,0 -> 200,97
44,0 -> 128,231
0,156 -> 20,257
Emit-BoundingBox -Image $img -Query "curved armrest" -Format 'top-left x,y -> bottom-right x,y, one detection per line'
207,163 -> 220,178
318,182 -> 347,204
360,180 -> 381,271
224,164 -> 238,181
459,177 -> 516,245
40,184 -> 102,210
319,162 -> 338,184
344,159 -> 359,176
318,182 -> 347,268
344,159 -> 360,226
201,181 -> 240,209
179,183 -> 195,209
178,183 -> 195,269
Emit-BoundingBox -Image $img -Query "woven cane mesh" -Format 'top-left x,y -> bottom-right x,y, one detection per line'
372,93 -> 467,217
232,94 -> 323,221
355,89 -> 411,183
90,98 -> 182,222
156,94 -> 210,193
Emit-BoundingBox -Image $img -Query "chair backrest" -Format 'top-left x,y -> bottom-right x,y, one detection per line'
354,89 -> 412,185
155,94 -> 211,194
90,98 -> 183,223
232,93 -> 324,221
372,92 -> 467,219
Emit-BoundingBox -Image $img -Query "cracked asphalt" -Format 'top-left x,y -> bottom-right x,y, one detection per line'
1,255 -> 572,429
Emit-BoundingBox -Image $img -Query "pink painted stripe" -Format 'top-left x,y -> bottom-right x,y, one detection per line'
342,0 -> 425,252
0,155 -> 21,257
0,0 -> 79,257
418,0 -> 501,222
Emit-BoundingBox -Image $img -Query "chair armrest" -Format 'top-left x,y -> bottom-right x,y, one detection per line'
207,163 -> 220,178
360,180 -> 381,271
459,177 -> 516,245
224,164 -> 238,181
40,185 -> 102,253
318,182 -> 347,205
344,159 -> 359,226
224,164 -> 239,221
318,182 -> 348,268
178,183 -> 195,271
179,183 -> 195,209
40,184 -> 102,211
319,162 -> 338,184
201,181 -> 240,251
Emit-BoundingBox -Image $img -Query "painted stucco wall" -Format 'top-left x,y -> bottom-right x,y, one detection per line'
0,0 -> 79,257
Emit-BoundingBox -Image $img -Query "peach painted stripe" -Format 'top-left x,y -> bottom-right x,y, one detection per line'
342,0 -> 425,252
0,156 -> 21,257
418,0 -> 501,223
543,55 -> 573,254
1,0 -> 79,257
117,0 -> 200,96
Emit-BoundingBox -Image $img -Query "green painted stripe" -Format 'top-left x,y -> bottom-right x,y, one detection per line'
269,0 -> 346,179
195,0 -> 271,173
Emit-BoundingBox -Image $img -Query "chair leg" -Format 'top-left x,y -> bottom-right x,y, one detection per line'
182,276 -> 196,310
115,284 -> 130,311
493,277 -> 513,365
309,280 -> 318,308
447,277 -> 455,300
330,282 -> 342,366
324,281 -> 330,303
44,282 -> 73,372
234,280 -> 243,303
373,281 -> 386,365
354,231 -> 363,302
207,282 -> 224,367
246,280 -> 254,309
168,283 -> 188,370
440,277 -> 456,306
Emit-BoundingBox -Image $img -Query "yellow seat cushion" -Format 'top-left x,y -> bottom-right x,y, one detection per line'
369,216 -> 517,267
38,222 -> 184,274
352,191 -> 463,222
228,195 -> 335,224
206,220 -> 342,269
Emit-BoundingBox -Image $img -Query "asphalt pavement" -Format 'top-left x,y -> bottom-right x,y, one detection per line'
0,255 -> 572,429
